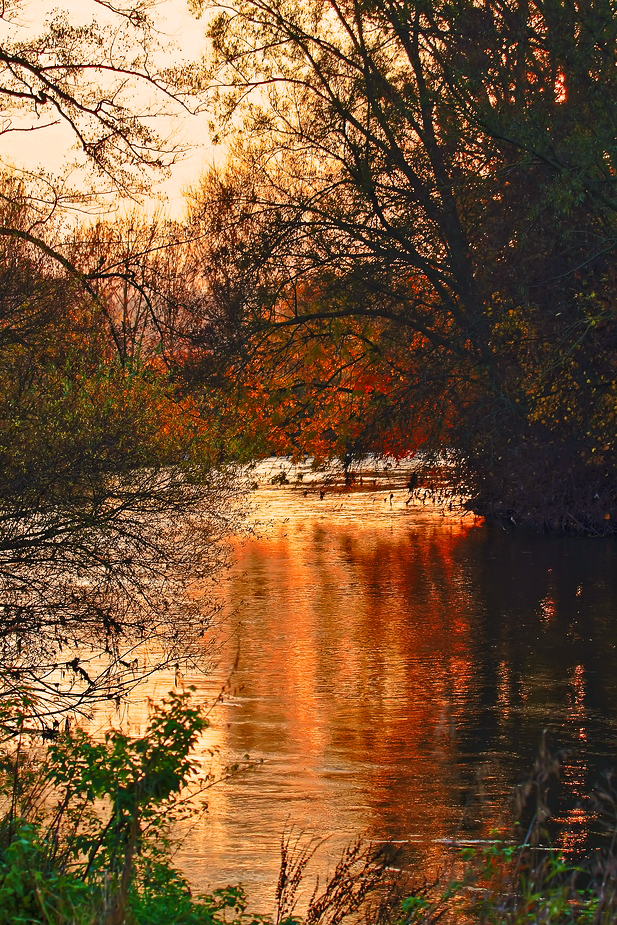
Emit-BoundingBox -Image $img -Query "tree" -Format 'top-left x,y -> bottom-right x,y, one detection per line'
0,196 -> 241,723
193,0 -> 617,532
0,6 -> 242,722
0,0 -> 203,196
0,0 -> 213,335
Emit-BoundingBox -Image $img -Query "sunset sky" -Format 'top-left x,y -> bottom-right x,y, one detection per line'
0,0 -> 215,216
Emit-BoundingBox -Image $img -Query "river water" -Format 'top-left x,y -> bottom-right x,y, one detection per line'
95,458 -> 617,909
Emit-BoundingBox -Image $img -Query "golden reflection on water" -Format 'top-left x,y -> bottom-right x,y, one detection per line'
86,464 -> 617,909
145,482 -> 484,902
557,664 -> 593,853
168,485 -> 492,903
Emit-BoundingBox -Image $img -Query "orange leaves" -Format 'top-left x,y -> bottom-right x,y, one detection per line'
212,296 -> 453,460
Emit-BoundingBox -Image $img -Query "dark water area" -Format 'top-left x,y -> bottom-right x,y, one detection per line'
109,460 -> 617,907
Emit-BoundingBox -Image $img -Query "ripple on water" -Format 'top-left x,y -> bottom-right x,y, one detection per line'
91,458 -> 617,910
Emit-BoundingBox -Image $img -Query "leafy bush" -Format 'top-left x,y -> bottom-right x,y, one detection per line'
0,689 -> 258,925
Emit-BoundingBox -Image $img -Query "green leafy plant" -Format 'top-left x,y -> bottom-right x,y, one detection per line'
397,839 -> 606,924
0,689 -> 255,925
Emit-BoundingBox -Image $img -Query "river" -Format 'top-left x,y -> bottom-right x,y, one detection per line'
92,458 -> 617,910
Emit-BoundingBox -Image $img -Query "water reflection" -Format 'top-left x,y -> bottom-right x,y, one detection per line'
105,464 -> 617,906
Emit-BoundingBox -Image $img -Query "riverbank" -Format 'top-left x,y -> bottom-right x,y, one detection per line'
2,700 -> 616,924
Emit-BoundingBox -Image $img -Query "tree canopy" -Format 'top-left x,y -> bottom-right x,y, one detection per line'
0,3 -> 240,723
0,0 -> 205,196
188,0 -> 617,533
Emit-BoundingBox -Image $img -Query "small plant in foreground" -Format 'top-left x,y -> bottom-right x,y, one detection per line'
395,739 -> 617,925
0,688 -> 258,925
397,836 -> 616,924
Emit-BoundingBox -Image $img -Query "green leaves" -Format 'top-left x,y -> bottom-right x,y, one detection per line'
0,690 -> 224,923
45,690 -> 208,870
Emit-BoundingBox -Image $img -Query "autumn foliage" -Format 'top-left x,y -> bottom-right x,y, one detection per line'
182,0 -> 617,534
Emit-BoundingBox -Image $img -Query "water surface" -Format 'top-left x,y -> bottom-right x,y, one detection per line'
99,460 -> 617,906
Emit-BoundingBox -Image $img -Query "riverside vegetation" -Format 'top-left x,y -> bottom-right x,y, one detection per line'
1,1 -> 616,921
2,691 -> 617,925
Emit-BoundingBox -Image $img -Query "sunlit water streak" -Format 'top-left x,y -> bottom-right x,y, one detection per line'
90,458 -> 617,910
